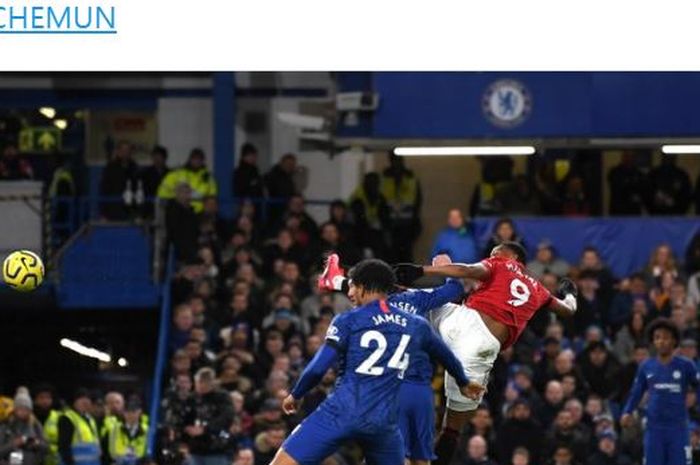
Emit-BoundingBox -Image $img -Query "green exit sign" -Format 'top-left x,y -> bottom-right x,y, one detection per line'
19,127 -> 62,152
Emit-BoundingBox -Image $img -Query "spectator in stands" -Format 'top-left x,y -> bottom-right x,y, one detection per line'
548,444 -> 580,465
608,273 -> 650,333
58,389 -> 100,465
350,172 -> 391,260
544,410 -> 589,464
503,174 -> 540,215
534,161 -> 563,215
381,153 -> 422,261
328,200 -> 355,244
264,153 -> 298,227
577,342 -> 621,398
233,448 -> 255,465
645,154 -> 692,214
537,380 -> 565,429
165,183 -> 200,263
32,384 -> 59,465
252,422 -> 286,465
527,240 -> 570,279
431,208 -> 478,264
607,151 -> 647,215
102,391 -> 125,443
139,145 -> 170,210
158,148 -> 218,213
612,309 -> 646,364
561,175 -> 592,216
679,338 -> 700,371
496,399 -> 543,465
313,222 -> 362,267
0,143 -> 33,180
184,367 -> 234,465
262,229 -> 305,277
577,247 -> 615,295
105,398 -> 148,465
0,388 -> 48,465
459,435 -> 497,465
586,431 -> 632,465
99,140 -> 138,220
279,195 -> 319,246
510,447 -> 531,465
234,143 -> 265,199
645,243 -> 681,290
171,304 -> 195,352
462,406 -> 497,455
161,373 -> 193,435
483,218 -> 525,258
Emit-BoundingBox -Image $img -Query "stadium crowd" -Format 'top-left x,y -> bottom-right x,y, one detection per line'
2,142 -> 700,465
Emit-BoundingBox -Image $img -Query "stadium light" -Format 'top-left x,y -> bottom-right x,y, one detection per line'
60,338 -> 111,363
661,145 -> 700,154
393,146 -> 536,156
53,119 -> 67,130
39,107 -> 56,119
117,357 -> 129,367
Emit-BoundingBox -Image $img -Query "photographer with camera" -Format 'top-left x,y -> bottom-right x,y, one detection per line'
0,388 -> 48,465
184,368 -> 234,465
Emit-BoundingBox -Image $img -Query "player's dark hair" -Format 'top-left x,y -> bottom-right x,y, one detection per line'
500,241 -> 527,264
646,317 -> 680,346
348,259 -> 396,294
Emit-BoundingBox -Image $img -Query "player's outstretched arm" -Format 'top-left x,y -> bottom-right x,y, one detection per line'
420,321 -> 485,400
547,278 -> 578,318
285,344 -> 339,414
394,262 -> 490,285
399,279 -> 465,317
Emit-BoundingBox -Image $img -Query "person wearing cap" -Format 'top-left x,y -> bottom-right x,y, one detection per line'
0,388 -> 48,465
57,389 -> 100,465
585,430 -> 632,465
106,398 -> 148,465
527,240 -> 571,279
33,384 -> 62,465
157,147 -> 218,213
621,317 -> 700,465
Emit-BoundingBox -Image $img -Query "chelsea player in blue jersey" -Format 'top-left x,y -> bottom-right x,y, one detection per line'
270,259 -> 485,465
317,253 -> 465,465
621,318 -> 700,465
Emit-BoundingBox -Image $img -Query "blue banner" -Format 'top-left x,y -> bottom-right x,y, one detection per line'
364,72 -> 700,139
472,217 -> 700,278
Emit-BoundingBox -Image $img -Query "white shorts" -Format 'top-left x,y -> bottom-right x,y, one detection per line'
431,303 -> 501,412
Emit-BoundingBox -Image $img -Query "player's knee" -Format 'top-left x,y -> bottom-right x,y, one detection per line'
443,407 -> 474,432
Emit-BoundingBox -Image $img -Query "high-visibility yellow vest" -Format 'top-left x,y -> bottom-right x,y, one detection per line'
101,414 -> 149,439
107,421 -> 147,465
43,409 -> 61,465
350,188 -> 382,230
62,409 -> 100,465
381,174 -> 418,220
156,167 -> 218,213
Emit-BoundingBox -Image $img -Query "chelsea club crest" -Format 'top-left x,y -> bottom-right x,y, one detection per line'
482,79 -> 532,128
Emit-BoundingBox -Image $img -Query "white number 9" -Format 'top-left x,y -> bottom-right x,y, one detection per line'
508,278 -> 531,307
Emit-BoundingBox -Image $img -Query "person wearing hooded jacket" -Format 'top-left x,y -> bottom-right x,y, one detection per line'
157,148 -> 218,213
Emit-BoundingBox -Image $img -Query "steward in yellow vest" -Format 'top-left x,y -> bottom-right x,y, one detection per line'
106,400 -> 148,465
157,148 -> 217,213
57,390 -> 100,465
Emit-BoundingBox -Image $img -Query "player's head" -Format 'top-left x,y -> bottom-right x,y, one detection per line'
491,241 -> 527,264
647,317 -> 680,355
347,259 -> 396,305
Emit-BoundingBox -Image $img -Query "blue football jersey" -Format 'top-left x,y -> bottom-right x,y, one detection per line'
320,299 -> 461,430
624,355 -> 700,427
387,280 -> 464,384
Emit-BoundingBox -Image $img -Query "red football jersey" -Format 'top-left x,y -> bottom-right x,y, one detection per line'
465,256 -> 553,349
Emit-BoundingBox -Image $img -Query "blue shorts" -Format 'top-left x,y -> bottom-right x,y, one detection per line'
644,426 -> 691,465
283,409 -> 404,465
398,381 -> 436,461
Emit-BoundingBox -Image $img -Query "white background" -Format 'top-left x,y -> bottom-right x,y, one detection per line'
0,0 -> 699,70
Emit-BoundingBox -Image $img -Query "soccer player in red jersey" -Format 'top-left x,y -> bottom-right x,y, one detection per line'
394,241 -> 579,465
